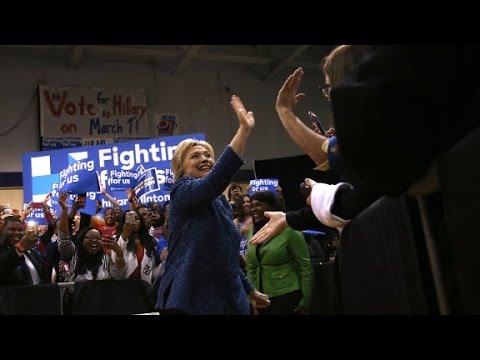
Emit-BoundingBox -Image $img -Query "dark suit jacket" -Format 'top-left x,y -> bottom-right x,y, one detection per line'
0,244 -> 48,286
331,45 -> 480,196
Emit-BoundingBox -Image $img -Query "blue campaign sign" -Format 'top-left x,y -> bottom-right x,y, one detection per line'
248,178 -> 279,195
134,167 -> 160,199
23,133 -> 205,223
59,166 -> 100,194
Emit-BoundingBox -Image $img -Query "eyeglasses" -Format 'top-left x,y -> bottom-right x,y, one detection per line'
319,84 -> 331,98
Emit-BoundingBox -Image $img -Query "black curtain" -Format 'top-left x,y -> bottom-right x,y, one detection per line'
253,155 -> 339,211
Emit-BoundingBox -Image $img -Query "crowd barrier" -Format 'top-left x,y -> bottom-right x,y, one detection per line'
0,279 -> 156,315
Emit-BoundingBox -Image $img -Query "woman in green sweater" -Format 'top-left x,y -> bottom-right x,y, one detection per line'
247,191 -> 312,315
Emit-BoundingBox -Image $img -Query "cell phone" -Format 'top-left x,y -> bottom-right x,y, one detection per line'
125,211 -> 137,224
299,182 -> 312,198
30,202 -> 44,209
102,226 -> 115,238
308,111 -> 326,135
26,221 -> 38,235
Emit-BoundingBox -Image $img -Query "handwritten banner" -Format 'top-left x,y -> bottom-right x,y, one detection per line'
39,85 -> 149,139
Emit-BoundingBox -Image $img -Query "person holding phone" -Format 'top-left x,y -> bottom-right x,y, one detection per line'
275,57 -> 344,171
0,216 -> 48,286
56,191 -> 126,283
156,95 -> 270,315
112,209 -> 160,285
251,45 -> 380,244
306,111 -> 341,171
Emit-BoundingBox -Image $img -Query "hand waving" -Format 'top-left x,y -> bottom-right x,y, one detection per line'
276,67 -> 305,112
230,95 -> 254,131
59,191 -> 69,210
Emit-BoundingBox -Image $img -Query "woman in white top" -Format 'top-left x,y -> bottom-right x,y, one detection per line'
111,210 -> 159,284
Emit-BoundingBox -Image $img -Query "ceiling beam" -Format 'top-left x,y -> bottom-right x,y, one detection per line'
0,45 -> 324,71
173,45 -> 203,75
264,45 -> 310,80
0,45 -> 59,51
87,45 -> 181,58
292,60 -> 323,70
196,53 -> 272,65
70,45 -> 86,68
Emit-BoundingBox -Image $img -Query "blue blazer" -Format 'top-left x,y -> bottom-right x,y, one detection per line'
156,146 -> 254,315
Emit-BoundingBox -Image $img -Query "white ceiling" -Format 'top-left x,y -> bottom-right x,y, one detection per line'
0,45 -> 334,80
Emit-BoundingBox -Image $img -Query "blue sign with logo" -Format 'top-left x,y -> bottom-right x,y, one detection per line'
248,178 -> 279,195
22,133 -> 205,224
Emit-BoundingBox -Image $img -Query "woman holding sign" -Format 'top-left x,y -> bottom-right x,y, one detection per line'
156,95 -> 270,315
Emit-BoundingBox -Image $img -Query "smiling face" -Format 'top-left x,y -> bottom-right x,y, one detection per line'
2,217 -> 25,246
82,228 -> 103,255
182,145 -> 215,179
242,196 -> 251,214
103,208 -> 116,226
251,199 -> 272,223
171,139 -> 215,180
250,191 -> 282,227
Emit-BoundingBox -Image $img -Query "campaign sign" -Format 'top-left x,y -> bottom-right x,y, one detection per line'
39,85 -> 149,138
23,133 -> 205,224
59,164 -> 100,194
134,167 -> 160,199
248,178 -> 279,196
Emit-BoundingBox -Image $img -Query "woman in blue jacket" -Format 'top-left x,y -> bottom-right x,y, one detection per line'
156,95 -> 270,315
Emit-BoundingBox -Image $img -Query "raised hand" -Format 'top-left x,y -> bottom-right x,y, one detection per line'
59,191 -> 69,210
42,192 -> 52,204
230,95 -> 254,131
121,223 -> 135,240
18,229 -> 38,251
276,67 -> 305,112
126,188 -> 136,202
102,235 -> 121,253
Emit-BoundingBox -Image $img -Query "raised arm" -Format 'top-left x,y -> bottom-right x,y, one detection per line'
57,191 -> 75,260
229,95 -> 255,157
126,188 -> 138,211
100,185 -> 119,208
173,95 -> 255,212
19,204 -> 32,223
68,195 -> 85,221
276,67 -> 329,166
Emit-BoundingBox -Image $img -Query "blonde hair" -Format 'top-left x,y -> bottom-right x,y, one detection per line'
171,139 -> 215,180
322,45 -> 370,87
